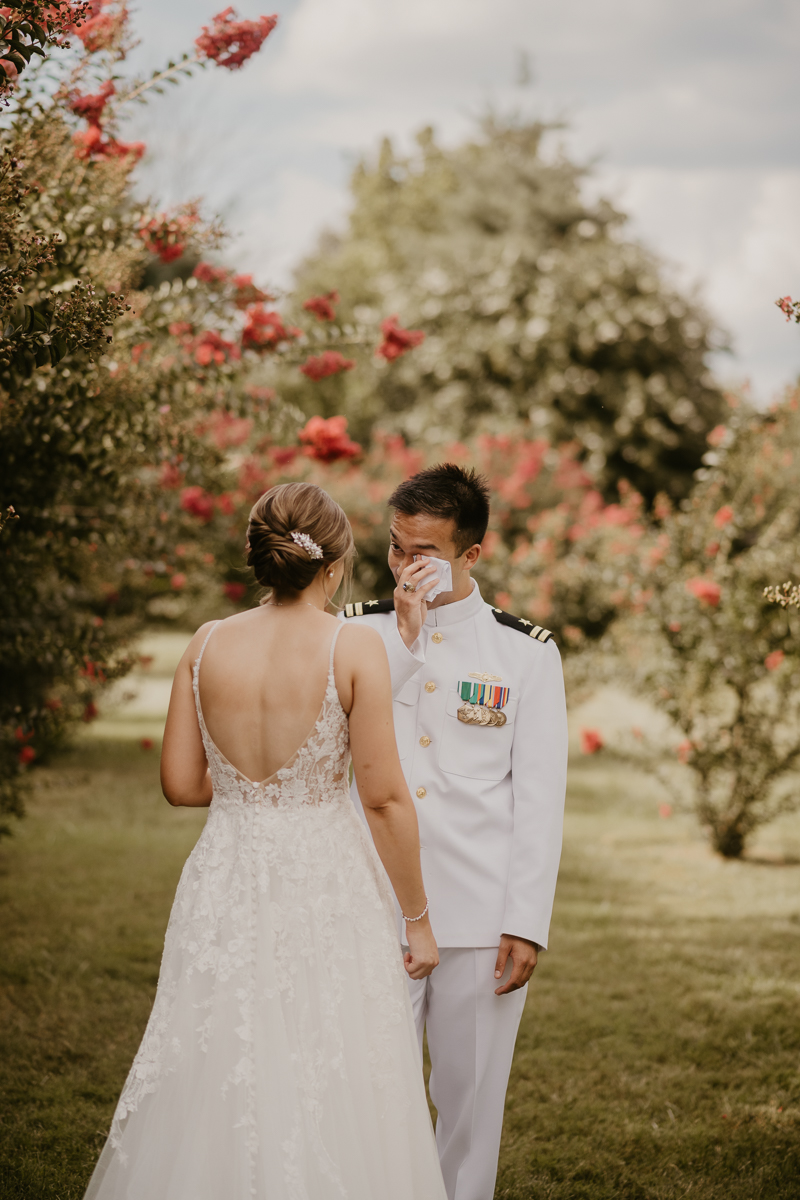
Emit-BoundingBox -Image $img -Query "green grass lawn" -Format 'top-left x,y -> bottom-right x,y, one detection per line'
1,739 -> 799,1199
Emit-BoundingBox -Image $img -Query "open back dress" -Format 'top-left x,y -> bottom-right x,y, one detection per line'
84,621 -> 446,1200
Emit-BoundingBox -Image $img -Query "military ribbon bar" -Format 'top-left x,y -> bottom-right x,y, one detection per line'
458,681 -> 509,709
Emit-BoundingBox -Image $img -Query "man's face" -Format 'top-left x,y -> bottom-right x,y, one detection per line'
388,510 -> 480,598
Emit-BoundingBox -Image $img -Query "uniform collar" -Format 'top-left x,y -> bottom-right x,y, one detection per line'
424,580 -> 486,627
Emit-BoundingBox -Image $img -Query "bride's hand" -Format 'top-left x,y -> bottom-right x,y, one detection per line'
403,921 -> 439,980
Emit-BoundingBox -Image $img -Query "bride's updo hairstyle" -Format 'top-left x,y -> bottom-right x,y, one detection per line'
246,482 -> 355,597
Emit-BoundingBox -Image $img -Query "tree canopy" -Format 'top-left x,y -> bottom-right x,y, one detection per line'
292,118 -> 727,504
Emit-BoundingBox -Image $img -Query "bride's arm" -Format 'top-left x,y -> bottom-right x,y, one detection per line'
341,626 -> 438,979
160,625 -> 215,807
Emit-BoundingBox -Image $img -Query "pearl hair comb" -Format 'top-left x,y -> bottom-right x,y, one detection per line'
290,530 -> 324,560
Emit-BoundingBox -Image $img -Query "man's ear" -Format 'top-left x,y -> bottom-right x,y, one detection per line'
463,544 -> 482,571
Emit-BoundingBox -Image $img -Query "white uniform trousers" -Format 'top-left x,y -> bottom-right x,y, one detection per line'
406,948 -> 528,1200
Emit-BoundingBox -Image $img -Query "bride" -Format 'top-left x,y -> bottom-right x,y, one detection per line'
84,482 -> 447,1200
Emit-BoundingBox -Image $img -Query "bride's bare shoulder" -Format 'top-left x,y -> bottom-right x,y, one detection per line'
336,622 -> 388,665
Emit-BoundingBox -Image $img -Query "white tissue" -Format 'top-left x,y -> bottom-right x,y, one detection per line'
414,554 -> 452,601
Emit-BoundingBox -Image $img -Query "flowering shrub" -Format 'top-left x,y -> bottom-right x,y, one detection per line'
163,414 -> 651,651
603,392 -> 800,857
293,119 -> 727,504
0,4 -> 431,827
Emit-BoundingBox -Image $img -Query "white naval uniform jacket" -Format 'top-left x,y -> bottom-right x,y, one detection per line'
339,582 -> 568,950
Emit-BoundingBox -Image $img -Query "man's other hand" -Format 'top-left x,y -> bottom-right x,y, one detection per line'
494,934 -> 538,995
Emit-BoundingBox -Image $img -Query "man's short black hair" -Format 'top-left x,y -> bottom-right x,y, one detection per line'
388,463 -> 491,556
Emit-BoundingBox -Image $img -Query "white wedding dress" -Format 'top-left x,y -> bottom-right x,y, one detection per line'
85,623 -> 446,1200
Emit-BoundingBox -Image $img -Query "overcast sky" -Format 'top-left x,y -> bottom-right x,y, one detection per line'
122,0 -> 800,401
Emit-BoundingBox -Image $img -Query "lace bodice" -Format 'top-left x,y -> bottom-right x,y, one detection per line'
192,621 -> 351,812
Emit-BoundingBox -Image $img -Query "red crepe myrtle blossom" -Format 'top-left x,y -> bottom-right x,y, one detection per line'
300,350 -> 356,381
765,650 -> 785,672
686,577 -> 721,607
298,415 -> 361,464
171,573 -> 186,590
73,124 -> 144,161
242,305 -> 300,350
68,79 -> 115,125
232,274 -> 270,309
224,582 -> 247,602
713,505 -> 734,528
18,745 -> 36,766
580,728 -> 604,755
195,7 -> 277,70
140,738 -> 154,751
193,262 -> 229,285
69,0 -> 126,54
707,425 -> 728,448
139,205 -> 199,264
776,296 -> 800,323
658,803 -> 673,819
303,291 -> 339,322
45,697 -> 62,711
180,485 -> 215,523
82,701 -> 99,722
192,330 -> 241,366
376,314 -> 425,361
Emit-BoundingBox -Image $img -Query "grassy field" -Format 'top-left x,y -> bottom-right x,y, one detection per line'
1,648 -> 799,1198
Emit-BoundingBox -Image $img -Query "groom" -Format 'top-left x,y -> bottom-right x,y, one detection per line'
342,463 -> 567,1200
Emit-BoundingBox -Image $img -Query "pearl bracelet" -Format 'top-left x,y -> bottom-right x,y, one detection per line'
403,898 -> 429,923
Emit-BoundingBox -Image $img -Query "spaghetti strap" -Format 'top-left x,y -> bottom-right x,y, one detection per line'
328,621 -> 343,678
194,620 -> 222,675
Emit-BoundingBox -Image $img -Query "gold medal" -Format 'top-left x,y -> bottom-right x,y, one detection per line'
458,702 -> 507,727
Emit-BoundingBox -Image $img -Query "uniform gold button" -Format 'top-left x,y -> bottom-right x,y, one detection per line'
416,787 -> 427,799
425,681 -> 436,692
431,632 -> 443,644
419,736 -> 431,747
